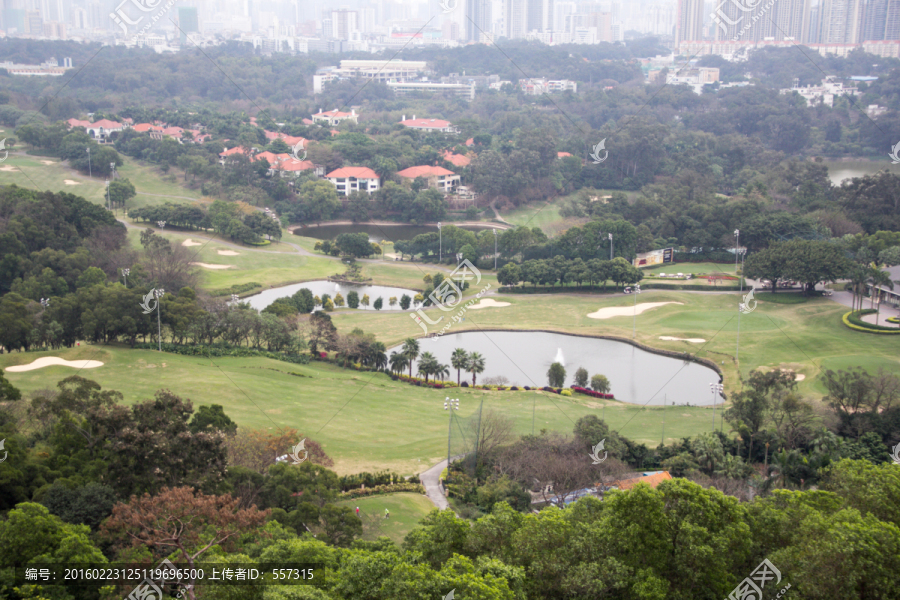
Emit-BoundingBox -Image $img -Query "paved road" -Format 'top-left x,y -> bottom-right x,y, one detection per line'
419,456 -> 465,511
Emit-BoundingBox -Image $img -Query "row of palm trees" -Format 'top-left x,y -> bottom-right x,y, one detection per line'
389,338 -> 487,385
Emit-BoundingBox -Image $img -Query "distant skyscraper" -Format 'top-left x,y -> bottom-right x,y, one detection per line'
178,6 -> 199,44
466,0 -> 492,41
862,0 -> 900,40
25,9 -> 41,34
819,0 -> 864,43
330,9 -> 357,40
526,0 -> 552,31
675,0 -> 703,47
502,0 -> 528,38
771,0 -> 812,41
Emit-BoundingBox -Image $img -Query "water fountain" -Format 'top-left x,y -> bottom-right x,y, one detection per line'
554,348 -> 565,366
334,283 -> 340,291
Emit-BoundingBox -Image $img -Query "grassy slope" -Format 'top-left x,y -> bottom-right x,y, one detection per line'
334,493 -> 435,545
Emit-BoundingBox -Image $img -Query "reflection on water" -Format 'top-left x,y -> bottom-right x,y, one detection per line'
389,331 -> 719,406
245,280 -> 419,311
823,160 -> 900,186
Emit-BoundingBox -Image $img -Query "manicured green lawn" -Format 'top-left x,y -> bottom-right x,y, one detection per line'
0,343 -> 716,476
1,153 -> 200,208
334,493 -> 436,545
646,262 -> 737,275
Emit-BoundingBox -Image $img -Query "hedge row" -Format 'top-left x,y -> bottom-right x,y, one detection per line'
571,386 -> 615,399
338,483 -> 426,499
640,282 -> 743,291
208,282 -> 263,297
841,310 -> 900,334
132,342 -> 312,363
246,239 -> 272,246
500,282 -> 743,293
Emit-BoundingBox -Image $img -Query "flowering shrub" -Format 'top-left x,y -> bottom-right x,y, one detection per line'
560,389 -> 572,397
571,386 -> 615,399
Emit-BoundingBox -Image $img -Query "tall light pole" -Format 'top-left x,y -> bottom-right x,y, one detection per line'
493,228 -> 498,270
110,162 -> 116,180
735,229 -> 742,369
609,232 -> 613,260
86,147 -> 91,178
632,283 -> 641,339
106,179 -> 110,211
157,220 -> 166,230
710,382 -> 724,431
437,222 -> 442,263
122,268 -> 130,288
40,298 -> 50,309
444,397 -> 459,476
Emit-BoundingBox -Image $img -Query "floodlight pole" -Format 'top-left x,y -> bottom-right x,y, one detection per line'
86,147 -> 91,178
155,288 -> 165,352
632,284 -> 641,339
437,222 -> 442,263
735,229 -> 741,370
609,232 -> 613,260
710,382 -> 723,431
493,228 -> 498,270
444,397 -> 459,479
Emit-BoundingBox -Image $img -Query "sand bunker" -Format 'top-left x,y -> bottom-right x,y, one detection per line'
39,160 -> 55,165
0,165 -> 18,172
6,357 -> 104,372
587,302 -> 683,319
469,298 -> 511,309
63,179 -> 80,185
191,262 -> 233,269
659,336 -> 706,343
217,250 -> 240,256
182,239 -> 202,247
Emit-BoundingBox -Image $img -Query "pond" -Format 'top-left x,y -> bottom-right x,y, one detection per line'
292,223 -> 488,243
244,280 -> 420,312
388,331 -> 719,406
823,160 -> 900,185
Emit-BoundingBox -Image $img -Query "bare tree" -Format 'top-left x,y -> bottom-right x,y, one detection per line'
140,230 -> 200,292
471,409 -> 516,461
871,367 -> 900,412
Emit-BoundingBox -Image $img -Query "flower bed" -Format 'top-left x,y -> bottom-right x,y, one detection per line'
571,386 -> 615,399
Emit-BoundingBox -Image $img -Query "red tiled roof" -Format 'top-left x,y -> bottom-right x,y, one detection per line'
302,118 -> 314,125
67,118 -> 93,128
313,109 -> 354,118
401,118 -> 453,129
278,159 -> 316,172
326,166 -> 379,179
92,119 -> 123,129
219,146 -> 249,157
133,123 -> 154,132
558,151 -> 573,158
610,471 -> 672,491
442,151 -> 470,167
253,151 -> 282,164
265,131 -> 307,146
397,165 -> 456,178
466,137 -> 474,146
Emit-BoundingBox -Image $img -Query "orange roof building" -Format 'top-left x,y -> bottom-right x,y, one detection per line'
608,471 -> 673,491
325,166 -> 380,196
557,151 -> 573,158
312,108 -> 358,126
442,150 -> 471,167
397,165 -> 460,193
399,116 -> 457,133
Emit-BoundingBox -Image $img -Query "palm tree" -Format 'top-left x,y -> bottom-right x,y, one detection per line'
389,351 -> 409,375
451,348 -> 468,386
466,351 -> 486,386
418,351 -> 438,382
402,337 -> 420,378
368,341 -> 387,370
434,362 -> 451,383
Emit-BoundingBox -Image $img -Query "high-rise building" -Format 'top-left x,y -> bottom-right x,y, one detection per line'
818,0 -> 864,43
177,6 -> 199,44
771,0 -> 812,41
862,0 -> 900,40
25,9 -> 42,34
526,0 -> 553,32
466,0 -> 492,41
503,0 -> 528,38
3,8 -> 26,33
675,0 -> 703,47
331,9 -> 357,40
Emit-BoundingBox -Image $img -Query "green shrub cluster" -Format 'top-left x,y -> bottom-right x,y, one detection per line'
132,342 -> 312,362
338,483 -> 425,499
841,310 -> 900,334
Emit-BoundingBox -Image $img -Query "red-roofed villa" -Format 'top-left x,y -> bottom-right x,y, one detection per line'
399,115 -> 458,133
326,167 -> 380,195
397,165 -> 460,193
312,108 -> 358,126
